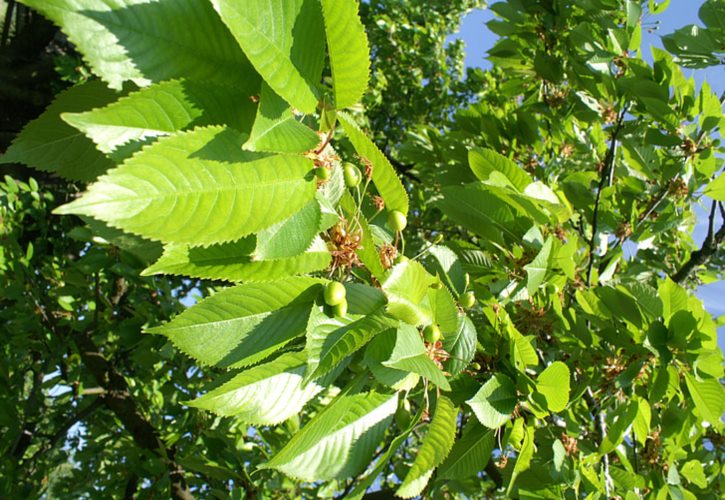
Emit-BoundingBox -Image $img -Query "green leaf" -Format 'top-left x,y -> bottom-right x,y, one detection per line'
507,424 -> 535,495
188,352 -> 323,425
254,199 -> 322,260
438,419 -> 495,480
365,330 -> 420,391
243,83 -> 320,153
632,397 -> 651,446
54,126 -> 316,246
62,79 -> 256,154
534,361 -> 570,413
684,372 -> 725,424
347,403 -> 425,499
320,0 -> 370,108
396,396 -> 458,498
437,184 -> 529,246
469,148 -> 531,192
147,277 -> 322,368
214,0 -> 325,113
704,172 -> 725,201
338,112 -> 409,215
428,285 -> 460,334
263,392 -> 397,481
511,331 -> 539,372
467,374 -> 518,429
19,0 -> 256,90
305,304 -> 396,382
442,315 -> 477,377
599,401 -> 638,454
382,260 -> 436,325
680,460 -> 708,489
141,236 -> 330,282
524,237 -> 553,295
659,277 -> 689,324
428,245 -> 467,295
382,324 -> 451,391
0,80 -> 117,181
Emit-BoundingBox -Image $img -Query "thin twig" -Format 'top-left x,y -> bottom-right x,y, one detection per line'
586,104 -> 629,286
672,200 -> 725,283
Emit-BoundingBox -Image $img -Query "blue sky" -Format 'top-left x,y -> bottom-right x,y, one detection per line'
449,1 -> 725,352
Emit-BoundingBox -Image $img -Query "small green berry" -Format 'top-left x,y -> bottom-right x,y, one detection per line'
422,324 -> 442,343
388,210 -> 407,232
343,163 -> 361,187
469,362 -> 482,371
394,255 -> 409,264
332,299 -> 348,318
324,281 -> 346,306
459,291 -> 476,309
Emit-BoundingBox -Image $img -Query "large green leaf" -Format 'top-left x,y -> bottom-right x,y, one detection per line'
214,0 -> 325,113
467,374 -> 518,429
428,244 -> 467,295
243,83 -> 320,153
382,260 -> 436,325
364,330 -> 420,391
704,172 -> 725,201
263,392 -> 397,481
320,0 -> 370,108
62,79 -> 257,154
19,0 -> 256,90
0,80 -> 117,181
54,126 -> 316,246
599,401 -> 638,455
534,361 -> 571,413
524,237 -> 554,295
396,396 -> 458,498
507,424 -> 535,495
187,352 -> 322,425
684,372 -> 725,424
469,148 -> 531,192
437,184 -> 526,246
383,324 -> 451,391
338,112 -> 409,215
442,315 -> 477,377
141,236 -> 330,282
147,277 -> 322,368
438,420 -> 495,480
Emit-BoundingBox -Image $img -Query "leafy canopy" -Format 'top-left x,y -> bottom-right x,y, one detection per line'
2,0 -> 724,498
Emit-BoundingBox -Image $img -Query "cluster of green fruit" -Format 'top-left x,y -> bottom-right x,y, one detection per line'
315,161 -> 362,188
323,281 -> 348,317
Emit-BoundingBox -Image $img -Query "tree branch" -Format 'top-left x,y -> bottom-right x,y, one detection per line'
27,396 -> 103,466
72,330 -> 194,500
672,201 -> 725,283
586,104 -> 629,286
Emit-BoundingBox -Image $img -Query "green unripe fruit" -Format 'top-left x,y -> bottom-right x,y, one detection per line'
324,281 -> 346,306
459,291 -> 476,309
423,324 -> 442,343
469,362 -> 482,371
332,299 -> 348,318
394,255 -> 409,264
394,399 -> 412,429
316,167 -> 331,181
343,163 -> 361,187
388,210 -> 407,232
